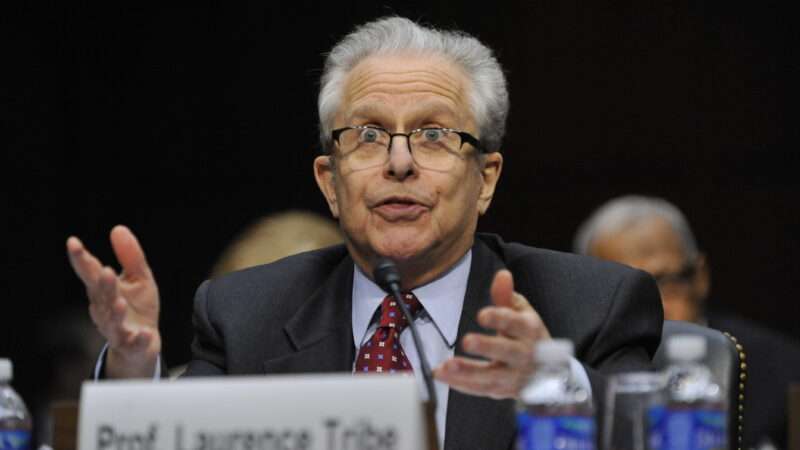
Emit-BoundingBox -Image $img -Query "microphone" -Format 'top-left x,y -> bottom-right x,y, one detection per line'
372,259 -> 438,415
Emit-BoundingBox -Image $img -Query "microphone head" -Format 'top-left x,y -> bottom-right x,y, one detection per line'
372,258 -> 402,294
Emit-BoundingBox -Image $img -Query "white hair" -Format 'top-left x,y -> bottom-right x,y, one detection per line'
573,195 -> 699,258
318,16 -> 509,153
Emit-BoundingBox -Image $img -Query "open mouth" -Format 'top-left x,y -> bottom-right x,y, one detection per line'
373,196 -> 429,221
378,196 -> 420,207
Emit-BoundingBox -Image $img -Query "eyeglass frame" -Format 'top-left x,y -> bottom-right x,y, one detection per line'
328,125 -> 492,162
652,262 -> 697,287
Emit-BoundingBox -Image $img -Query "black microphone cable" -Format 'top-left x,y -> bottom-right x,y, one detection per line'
372,258 -> 438,415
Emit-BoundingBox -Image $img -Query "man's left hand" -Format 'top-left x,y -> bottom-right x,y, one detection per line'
433,269 -> 551,399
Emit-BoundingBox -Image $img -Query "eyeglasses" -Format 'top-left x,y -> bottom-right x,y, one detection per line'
653,263 -> 696,292
330,125 -> 490,171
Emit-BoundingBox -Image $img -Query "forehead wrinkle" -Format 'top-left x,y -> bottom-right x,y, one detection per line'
344,82 -> 470,130
403,101 -> 469,128
337,54 -> 474,131
345,103 -> 393,123
347,97 -> 462,121
347,70 -> 466,105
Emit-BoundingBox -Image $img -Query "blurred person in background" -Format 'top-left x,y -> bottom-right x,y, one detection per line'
32,311 -> 104,446
211,210 -> 343,277
166,210 -> 343,377
574,194 -> 800,449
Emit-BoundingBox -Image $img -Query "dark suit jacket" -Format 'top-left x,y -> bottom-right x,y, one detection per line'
184,233 -> 663,450
707,312 -> 800,449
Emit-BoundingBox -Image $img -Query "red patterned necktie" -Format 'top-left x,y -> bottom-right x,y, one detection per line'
355,292 -> 423,374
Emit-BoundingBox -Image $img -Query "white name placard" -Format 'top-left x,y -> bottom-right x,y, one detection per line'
78,374 -> 427,450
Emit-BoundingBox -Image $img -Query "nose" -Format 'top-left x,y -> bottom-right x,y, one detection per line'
384,134 -> 417,180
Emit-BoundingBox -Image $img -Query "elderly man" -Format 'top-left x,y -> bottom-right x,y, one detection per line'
67,18 -> 662,449
574,195 -> 800,449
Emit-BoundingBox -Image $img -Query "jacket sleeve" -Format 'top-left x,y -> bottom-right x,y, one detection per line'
582,269 -> 664,408
183,279 -> 227,376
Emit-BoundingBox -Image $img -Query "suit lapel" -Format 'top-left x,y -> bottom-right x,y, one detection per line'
444,238 -> 517,450
263,256 -> 355,374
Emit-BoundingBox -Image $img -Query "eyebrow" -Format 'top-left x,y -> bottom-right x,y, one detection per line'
345,101 -> 464,127
346,103 -> 391,123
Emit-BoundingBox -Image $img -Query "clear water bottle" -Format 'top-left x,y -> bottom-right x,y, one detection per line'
661,335 -> 727,450
0,359 -> 32,450
516,339 -> 595,450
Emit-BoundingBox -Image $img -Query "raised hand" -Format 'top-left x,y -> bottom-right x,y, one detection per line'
433,269 -> 551,399
66,225 -> 161,378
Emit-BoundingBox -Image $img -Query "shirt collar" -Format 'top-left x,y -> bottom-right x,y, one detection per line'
352,250 -> 472,348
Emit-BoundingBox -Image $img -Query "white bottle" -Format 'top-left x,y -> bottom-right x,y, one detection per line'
662,335 -> 727,450
0,359 -> 32,450
516,339 -> 595,450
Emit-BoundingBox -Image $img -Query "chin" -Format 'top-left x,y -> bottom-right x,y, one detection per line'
370,230 -> 434,263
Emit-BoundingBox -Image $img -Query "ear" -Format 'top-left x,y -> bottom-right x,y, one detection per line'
477,152 -> 503,215
314,155 -> 339,218
692,253 -> 711,303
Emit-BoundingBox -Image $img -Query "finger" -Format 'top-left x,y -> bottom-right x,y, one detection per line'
110,225 -> 151,280
477,305 -> 547,340
128,328 -> 154,351
433,357 -> 520,399
99,265 -> 118,294
115,324 -> 138,348
96,266 -> 120,305
107,300 -> 142,348
490,269 -> 514,308
462,333 -> 535,368
114,321 -> 157,353
95,267 -> 127,329
66,236 -> 103,286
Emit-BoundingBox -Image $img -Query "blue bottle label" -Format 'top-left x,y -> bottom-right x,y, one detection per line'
516,413 -> 595,450
661,408 -> 727,450
648,405 -> 667,450
0,430 -> 31,450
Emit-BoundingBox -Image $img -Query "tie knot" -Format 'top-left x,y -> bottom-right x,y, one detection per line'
378,292 -> 422,331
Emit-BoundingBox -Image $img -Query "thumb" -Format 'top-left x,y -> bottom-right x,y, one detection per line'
490,269 -> 515,308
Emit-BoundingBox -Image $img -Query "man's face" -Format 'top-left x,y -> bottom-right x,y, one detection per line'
314,53 -> 502,286
590,217 -> 709,322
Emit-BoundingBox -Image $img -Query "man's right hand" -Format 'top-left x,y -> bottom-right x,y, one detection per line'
67,225 -> 161,378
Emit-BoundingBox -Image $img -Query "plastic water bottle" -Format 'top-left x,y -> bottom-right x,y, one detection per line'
661,335 -> 727,450
516,339 -> 595,450
0,359 -> 32,450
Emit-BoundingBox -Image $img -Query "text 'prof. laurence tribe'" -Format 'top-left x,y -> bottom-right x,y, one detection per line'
95,419 -> 399,450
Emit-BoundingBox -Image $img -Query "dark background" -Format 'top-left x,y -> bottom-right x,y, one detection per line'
2,1 -> 797,416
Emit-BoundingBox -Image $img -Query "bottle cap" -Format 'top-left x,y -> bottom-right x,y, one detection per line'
666,334 -> 707,361
535,338 -> 574,363
0,358 -> 11,381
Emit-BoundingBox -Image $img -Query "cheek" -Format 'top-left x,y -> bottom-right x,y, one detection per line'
335,176 -> 370,226
440,172 -> 481,215
661,295 -> 694,319
426,176 -> 480,241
